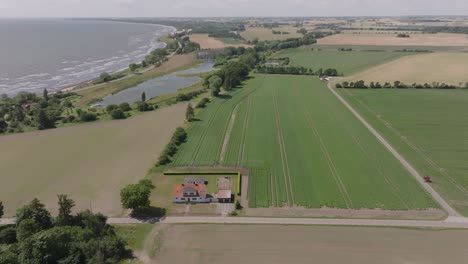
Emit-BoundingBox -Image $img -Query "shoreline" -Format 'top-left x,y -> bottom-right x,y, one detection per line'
3,20 -> 176,96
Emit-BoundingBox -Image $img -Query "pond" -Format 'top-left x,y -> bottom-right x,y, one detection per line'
98,61 -> 214,106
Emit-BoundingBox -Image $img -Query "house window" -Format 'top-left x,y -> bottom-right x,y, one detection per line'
181,198 -> 185,200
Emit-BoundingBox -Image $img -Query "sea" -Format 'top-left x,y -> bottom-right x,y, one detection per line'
0,18 -> 174,96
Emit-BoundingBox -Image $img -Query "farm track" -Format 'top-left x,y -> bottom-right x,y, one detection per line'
219,104 -> 240,163
304,110 -> 353,208
341,88 -> 468,199
327,83 -> 462,217
273,87 -> 295,206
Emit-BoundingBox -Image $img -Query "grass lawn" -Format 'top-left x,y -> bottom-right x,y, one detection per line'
170,74 -> 437,210
338,88 -> 468,216
272,49 -> 412,75
0,104 -> 186,217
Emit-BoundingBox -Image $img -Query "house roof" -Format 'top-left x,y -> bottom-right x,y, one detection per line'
172,183 -> 207,198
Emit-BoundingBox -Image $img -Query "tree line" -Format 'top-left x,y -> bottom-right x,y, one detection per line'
0,196 -> 128,263
336,80 -> 468,89
256,65 -> 339,76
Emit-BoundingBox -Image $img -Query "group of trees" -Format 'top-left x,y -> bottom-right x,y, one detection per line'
397,33 -> 410,38
257,65 -> 339,76
0,197 -> 128,263
157,127 -> 187,165
0,90 -> 78,134
336,80 -> 467,89
272,30 -> 290,35
93,72 -> 125,85
254,33 -> 319,52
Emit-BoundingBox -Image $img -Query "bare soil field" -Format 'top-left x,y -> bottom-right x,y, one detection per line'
189,34 -> 251,49
0,104 -> 186,217
318,33 -> 468,46
153,224 -> 468,264
348,53 -> 468,85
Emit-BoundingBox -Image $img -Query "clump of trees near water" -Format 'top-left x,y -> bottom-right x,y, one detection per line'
336,80 -> 468,89
0,196 -> 129,264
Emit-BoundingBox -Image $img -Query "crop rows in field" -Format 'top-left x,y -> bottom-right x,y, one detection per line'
171,74 -> 438,210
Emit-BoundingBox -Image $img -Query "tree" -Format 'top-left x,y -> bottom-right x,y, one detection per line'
141,92 -> 146,102
185,104 -> 195,121
129,63 -> 139,72
35,109 -> 55,130
120,180 -> 155,210
0,119 -> 7,133
16,219 -> 40,242
56,194 -> 75,226
136,101 -> 152,112
99,72 -> 111,82
16,198 -> 52,230
43,89 -> 49,100
105,104 -> 119,113
208,75 -> 222,97
110,109 -> 126,120
0,201 -> 3,218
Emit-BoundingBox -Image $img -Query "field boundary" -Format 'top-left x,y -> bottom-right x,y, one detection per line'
326,82 -> 461,217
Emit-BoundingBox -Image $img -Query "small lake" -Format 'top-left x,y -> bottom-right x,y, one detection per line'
98,61 -> 214,106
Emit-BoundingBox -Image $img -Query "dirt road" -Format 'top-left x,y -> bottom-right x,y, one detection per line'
326,82 -> 461,217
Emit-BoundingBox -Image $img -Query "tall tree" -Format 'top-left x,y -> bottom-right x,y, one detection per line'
56,194 -> 75,226
16,198 -> 52,230
185,104 -> 194,121
43,88 -> 49,100
208,75 -> 222,97
35,109 -> 55,130
141,92 -> 146,102
0,201 -> 3,218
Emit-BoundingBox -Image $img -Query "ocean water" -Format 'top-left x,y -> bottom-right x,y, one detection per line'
0,19 -> 174,95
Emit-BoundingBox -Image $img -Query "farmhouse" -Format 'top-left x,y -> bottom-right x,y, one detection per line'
172,177 -> 233,203
173,183 -> 215,203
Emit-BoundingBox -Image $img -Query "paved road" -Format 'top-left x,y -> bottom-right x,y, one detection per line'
4,216 -> 468,228
326,83 -> 461,217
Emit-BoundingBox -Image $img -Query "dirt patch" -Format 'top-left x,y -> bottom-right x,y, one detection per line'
348,52 -> 468,85
245,207 -> 446,220
318,33 -> 468,46
152,224 -> 468,264
189,34 -> 251,49
0,104 -> 186,216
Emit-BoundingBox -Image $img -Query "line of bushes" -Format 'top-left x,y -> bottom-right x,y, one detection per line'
336,80 -> 468,89
257,65 -> 339,76
157,127 -> 187,166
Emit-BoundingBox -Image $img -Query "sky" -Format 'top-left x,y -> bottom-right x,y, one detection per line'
1,0 -> 468,18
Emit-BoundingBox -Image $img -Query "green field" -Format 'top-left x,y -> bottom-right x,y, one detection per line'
272,49 -> 411,75
338,88 -> 468,216
171,74 -> 437,210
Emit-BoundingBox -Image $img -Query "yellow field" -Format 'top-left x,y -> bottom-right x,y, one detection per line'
318,33 -> 468,46
152,224 -> 468,264
189,34 -> 251,49
241,26 -> 303,41
349,53 -> 468,85
0,104 -> 186,217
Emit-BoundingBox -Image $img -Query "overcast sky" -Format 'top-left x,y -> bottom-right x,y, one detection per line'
1,0 -> 468,18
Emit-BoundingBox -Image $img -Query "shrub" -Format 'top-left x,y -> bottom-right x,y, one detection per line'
196,98 -> 210,108
105,104 -> 119,113
119,103 -> 131,112
79,112 -> 97,122
136,101 -> 152,112
110,109 -> 126,120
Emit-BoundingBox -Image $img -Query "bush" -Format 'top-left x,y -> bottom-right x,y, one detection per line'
105,104 -> 119,113
0,227 -> 17,244
136,101 -> 152,112
119,103 -> 131,112
196,98 -> 210,108
79,112 -> 97,122
110,109 -> 126,120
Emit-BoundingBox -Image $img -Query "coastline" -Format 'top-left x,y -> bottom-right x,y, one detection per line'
2,19 -> 176,96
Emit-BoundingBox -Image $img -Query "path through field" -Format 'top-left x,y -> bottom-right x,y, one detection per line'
326,82 -> 461,217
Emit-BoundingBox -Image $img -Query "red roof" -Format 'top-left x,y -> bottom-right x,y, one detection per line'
172,183 -> 207,199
